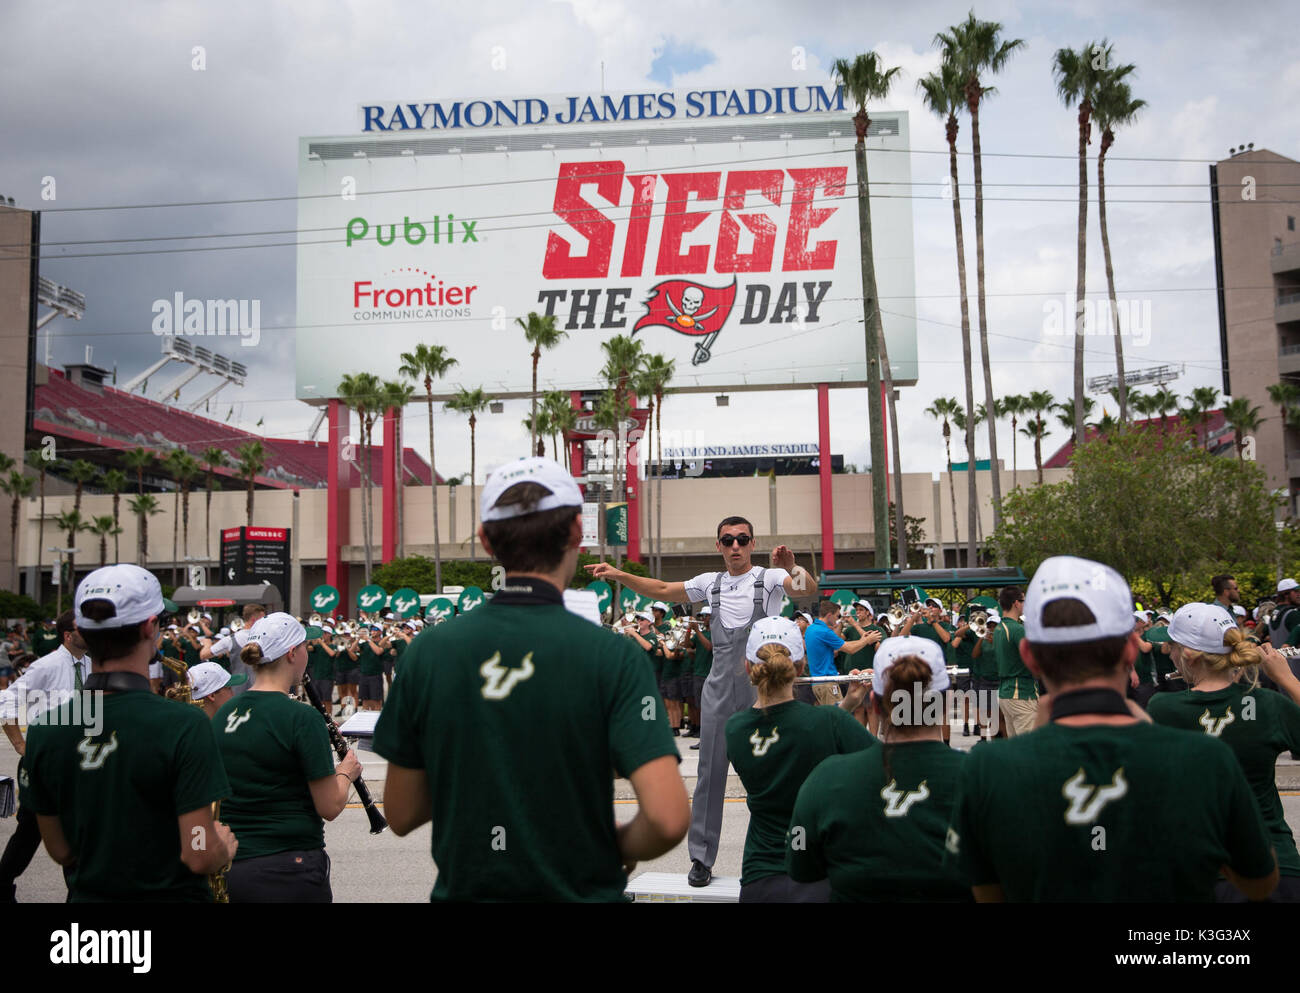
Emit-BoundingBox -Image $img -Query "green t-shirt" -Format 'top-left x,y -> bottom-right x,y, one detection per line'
912,621 -> 953,658
944,721 -> 1276,901
212,691 -> 335,861
183,642 -> 205,671
308,643 -> 334,682
358,642 -> 384,677
788,740 -> 971,902
21,690 -> 229,902
993,618 -> 1035,700
371,583 -> 679,902
725,700 -> 875,885
689,630 -> 713,677
658,624 -> 682,680
1148,684 -> 1300,876
33,629 -> 61,657
392,638 -> 407,672
950,629 -> 987,681
162,638 -> 182,661
635,629 -> 661,677
838,623 -> 889,674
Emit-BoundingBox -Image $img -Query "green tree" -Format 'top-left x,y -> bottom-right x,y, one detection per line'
67,459 -> 98,519
634,354 -> 675,575
127,493 -> 162,566
999,394 -> 1029,487
53,508 -> 88,589
598,335 -> 647,539
1,470 -> 33,591
991,425 -> 1280,604
542,390 -> 577,469
88,514 -> 122,569
398,343 -> 458,593
162,449 -> 187,587
102,468 -> 128,564
1025,390 -> 1056,483
954,403 -> 988,548
234,441 -> 266,528
201,447 -> 228,562
1054,40 -> 1113,444
26,449 -> 50,598
122,446 -> 153,495
172,452 -> 202,578
833,52 -> 900,569
517,312 -> 568,454
1182,386 -> 1221,449
338,372 -> 382,581
935,13 -> 1024,540
1093,66 -> 1145,422
1222,398 -> 1265,462
924,397 -> 964,565
445,387 -> 491,562
382,379 -> 417,558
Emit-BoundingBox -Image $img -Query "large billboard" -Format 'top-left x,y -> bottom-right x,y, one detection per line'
295,86 -> 917,401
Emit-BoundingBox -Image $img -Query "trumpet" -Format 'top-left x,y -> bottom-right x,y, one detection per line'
886,605 -> 906,629
187,608 -> 202,625
229,616 -> 245,633
309,612 -> 324,627
969,610 -> 989,639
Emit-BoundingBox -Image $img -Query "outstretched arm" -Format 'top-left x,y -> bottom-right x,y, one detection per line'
584,562 -> 688,602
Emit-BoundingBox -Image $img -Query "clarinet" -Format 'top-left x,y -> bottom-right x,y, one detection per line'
301,672 -> 387,835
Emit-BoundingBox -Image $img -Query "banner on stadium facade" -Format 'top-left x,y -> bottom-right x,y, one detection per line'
605,503 -> 628,545
296,94 -> 917,401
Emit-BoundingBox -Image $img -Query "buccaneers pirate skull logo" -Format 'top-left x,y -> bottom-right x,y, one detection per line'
633,278 -> 738,365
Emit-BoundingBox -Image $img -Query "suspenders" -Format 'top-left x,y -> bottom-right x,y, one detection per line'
707,568 -> 767,625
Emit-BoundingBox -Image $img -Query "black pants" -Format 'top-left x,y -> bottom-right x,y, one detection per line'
227,848 -> 332,903
738,873 -> 831,903
0,800 -> 42,902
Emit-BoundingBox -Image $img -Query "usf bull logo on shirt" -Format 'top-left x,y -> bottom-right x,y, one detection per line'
749,727 -> 780,757
480,651 -> 535,700
1061,768 -> 1128,825
1199,707 -> 1236,737
77,732 -> 119,771
224,710 -> 252,734
881,779 -> 930,818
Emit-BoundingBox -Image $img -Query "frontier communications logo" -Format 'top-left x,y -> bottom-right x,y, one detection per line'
352,268 -> 477,322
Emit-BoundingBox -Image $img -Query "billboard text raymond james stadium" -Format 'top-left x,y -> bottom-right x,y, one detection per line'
295,84 -> 917,400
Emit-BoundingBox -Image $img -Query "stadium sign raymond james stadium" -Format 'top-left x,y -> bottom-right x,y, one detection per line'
358,86 -> 848,132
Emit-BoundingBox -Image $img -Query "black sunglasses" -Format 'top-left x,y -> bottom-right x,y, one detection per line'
719,533 -> 752,547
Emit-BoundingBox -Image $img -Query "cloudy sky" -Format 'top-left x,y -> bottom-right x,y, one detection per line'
2,0 -> 1297,488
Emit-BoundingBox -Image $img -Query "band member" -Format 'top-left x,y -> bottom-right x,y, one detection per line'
622,610 -> 662,683
356,625 -> 388,711
949,609 -> 982,737
213,612 -> 360,903
684,607 -> 713,737
726,616 -> 873,902
186,661 -> 247,720
788,637 -> 970,901
306,629 -> 338,715
0,611 -> 90,902
806,599 -> 879,707
993,587 -> 1036,737
201,603 -> 265,695
653,605 -> 686,735
968,611 -> 1001,737
20,565 -> 236,900
587,515 -> 816,888
336,628 -> 361,715
945,556 -> 1278,901
1266,579 -> 1300,647
1148,602 -> 1300,901
375,457 -> 687,900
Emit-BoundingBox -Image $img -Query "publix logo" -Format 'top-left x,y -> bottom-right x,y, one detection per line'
353,268 -> 477,321
346,215 -> 477,246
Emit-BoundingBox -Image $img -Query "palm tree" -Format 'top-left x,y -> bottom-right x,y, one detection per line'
924,397 -> 964,565
999,394 -> 1029,487
1183,386 -> 1221,449
1096,410 -> 1121,437
53,509 -> 88,586
592,389 -> 634,566
201,447 -> 227,562
67,459 -> 98,518
446,387 -> 491,561
1,470 -> 33,591
337,372 -> 382,580
542,390 -> 577,468
382,379 -> 417,559
833,52 -> 900,569
919,62 -> 979,563
1222,398 -> 1264,462
599,335 -> 647,528
122,446 -> 153,495
234,441 -> 266,527
1054,40 -> 1113,444
936,14 -> 1024,540
1054,397 -> 1096,445
953,403 -> 988,551
522,410 -> 551,458
1093,67 -> 1144,423
172,452 -> 201,578
1025,390 -> 1056,484
398,344 -> 458,592
1152,385 -> 1180,433
102,468 -> 127,564
127,493 -> 161,566
517,312 -> 568,454
162,449 -> 187,586
634,354 -> 675,575
25,449 -> 49,597
88,515 -> 122,569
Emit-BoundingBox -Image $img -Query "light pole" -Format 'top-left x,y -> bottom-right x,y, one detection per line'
48,547 -> 76,614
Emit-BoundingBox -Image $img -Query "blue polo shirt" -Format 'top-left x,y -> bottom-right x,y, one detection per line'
805,619 -> 845,678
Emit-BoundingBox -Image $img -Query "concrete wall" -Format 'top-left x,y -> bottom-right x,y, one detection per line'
0,205 -> 33,590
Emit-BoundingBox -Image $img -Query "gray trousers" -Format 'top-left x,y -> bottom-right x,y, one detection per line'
687,621 -> 759,867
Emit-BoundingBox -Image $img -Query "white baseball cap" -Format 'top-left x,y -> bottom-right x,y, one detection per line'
245,612 -> 306,663
856,600 -> 875,616
925,597 -> 944,610
188,661 -> 248,700
699,605 -> 712,616
75,565 -> 166,630
796,610 -> 813,624
1279,578 -> 1298,593
871,636 -> 949,695
480,456 -> 582,522
1168,602 -> 1237,654
1023,556 -> 1134,644
1232,605 -> 1247,618
652,601 -> 669,614
634,610 -> 653,622
745,616 -> 805,664
1132,609 -> 1148,622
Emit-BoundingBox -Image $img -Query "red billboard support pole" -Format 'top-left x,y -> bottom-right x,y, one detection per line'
881,382 -> 890,502
381,406 -> 397,563
569,390 -> 584,479
326,399 -> 351,612
818,383 -> 835,570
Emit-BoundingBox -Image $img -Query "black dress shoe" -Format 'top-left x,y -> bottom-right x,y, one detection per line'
687,860 -> 712,887
690,742 -> 700,749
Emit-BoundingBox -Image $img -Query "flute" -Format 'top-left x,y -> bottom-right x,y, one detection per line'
795,667 -> 970,684
301,671 -> 388,835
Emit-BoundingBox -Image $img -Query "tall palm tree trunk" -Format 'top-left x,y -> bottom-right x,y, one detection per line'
530,347 -> 540,453
1098,136 -> 1127,422
37,467 -> 44,601
469,414 -> 478,561
426,387 -> 442,592
205,475 -> 213,562
655,393 -> 664,577
878,334 -> 906,567
945,120 -> 978,567
362,419 -> 373,581
1035,424 -> 1044,485
111,491 -> 121,564
171,489 -> 180,588
969,92 -> 1004,551
1010,416 -> 1019,488
181,486 -> 191,575
853,109 -> 891,569
944,430 -> 959,568
99,535 -> 107,569
1071,101 -> 1091,444
395,409 -> 405,559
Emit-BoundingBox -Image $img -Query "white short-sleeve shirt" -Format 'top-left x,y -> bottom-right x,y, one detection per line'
683,566 -> 790,629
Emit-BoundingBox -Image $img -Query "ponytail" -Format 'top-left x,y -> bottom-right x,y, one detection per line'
880,655 -> 936,781
750,643 -> 796,705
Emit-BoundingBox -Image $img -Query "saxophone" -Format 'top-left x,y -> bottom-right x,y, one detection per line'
159,652 -> 230,904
